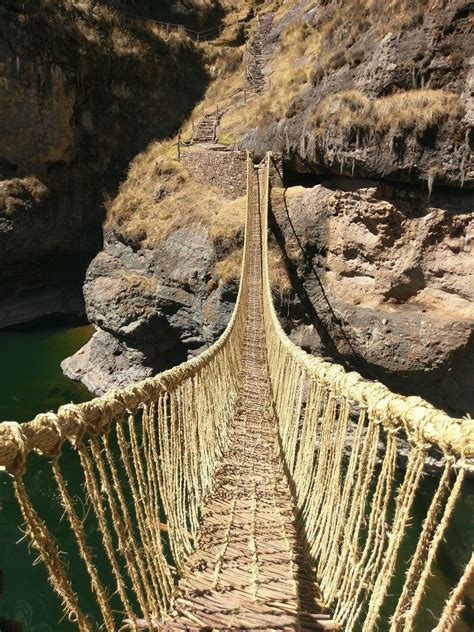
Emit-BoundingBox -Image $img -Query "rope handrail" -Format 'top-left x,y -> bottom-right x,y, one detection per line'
0,150 -> 471,464
0,153 -> 472,631
0,154 -> 254,477
260,153 -> 473,468
258,153 -> 472,631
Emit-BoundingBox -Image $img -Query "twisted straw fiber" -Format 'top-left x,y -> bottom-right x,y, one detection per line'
0,153 -> 472,632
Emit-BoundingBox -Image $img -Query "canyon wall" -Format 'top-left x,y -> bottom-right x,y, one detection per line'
61,0 -> 473,416
0,0 -> 209,325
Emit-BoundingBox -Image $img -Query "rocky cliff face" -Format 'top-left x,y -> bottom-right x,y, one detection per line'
62,225 -> 238,393
240,0 -> 473,415
269,176 -> 473,415
62,0 -> 473,416
0,0 -> 209,326
244,0 -> 473,189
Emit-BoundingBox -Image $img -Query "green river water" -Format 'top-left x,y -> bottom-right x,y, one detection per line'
0,324 -> 472,631
0,324 -> 93,631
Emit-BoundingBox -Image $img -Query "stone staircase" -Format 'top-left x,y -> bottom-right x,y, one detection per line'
191,12 -> 273,145
246,13 -> 273,93
192,112 -> 219,143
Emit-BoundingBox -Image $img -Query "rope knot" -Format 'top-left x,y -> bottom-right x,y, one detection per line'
57,404 -> 86,446
33,412 -> 63,459
0,421 -> 27,477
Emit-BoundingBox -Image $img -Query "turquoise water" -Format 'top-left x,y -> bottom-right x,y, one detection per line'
0,324 -> 94,631
0,324 -> 472,630
0,325 -> 93,423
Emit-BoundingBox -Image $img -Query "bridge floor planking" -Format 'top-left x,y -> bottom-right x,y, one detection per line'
159,167 -> 338,631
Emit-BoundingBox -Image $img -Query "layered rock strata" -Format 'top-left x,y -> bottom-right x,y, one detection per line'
0,0 -> 208,324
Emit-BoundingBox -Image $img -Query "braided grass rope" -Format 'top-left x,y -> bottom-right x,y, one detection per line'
260,153 -> 473,631
0,156 -> 254,628
0,152 -> 472,630
433,553 -> 474,632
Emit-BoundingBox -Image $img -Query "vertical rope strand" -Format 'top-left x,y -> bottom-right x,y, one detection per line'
390,460 -> 453,630
77,441 -> 136,624
433,553 -> 474,632
402,468 -> 466,632
14,478 -> 91,632
51,458 -> 116,631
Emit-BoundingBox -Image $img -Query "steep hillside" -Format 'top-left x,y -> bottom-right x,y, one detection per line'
63,0 -> 473,415
0,0 -> 211,325
227,0 -> 473,188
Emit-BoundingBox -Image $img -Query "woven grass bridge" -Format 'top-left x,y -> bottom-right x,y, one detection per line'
0,154 -> 472,631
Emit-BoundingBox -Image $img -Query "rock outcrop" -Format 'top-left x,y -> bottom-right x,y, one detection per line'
0,0 -> 209,324
62,148 -> 247,393
242,0 -> 473,189
62,224 -> 238,393
269,178 -> 474,415
234,0 -> 474,415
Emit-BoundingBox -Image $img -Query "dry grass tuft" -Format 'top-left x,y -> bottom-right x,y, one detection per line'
269,248 -> 292,296
209,196 -> 246,241
312,89 -> 464,137
219,0 -> 445,138
216,247 -> 243,283
107,139 -> 246,249
0,177 -> 49,217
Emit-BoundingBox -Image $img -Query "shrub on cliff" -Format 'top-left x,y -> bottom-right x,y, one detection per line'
0,177 -> 49,217
311,89 -> 465,139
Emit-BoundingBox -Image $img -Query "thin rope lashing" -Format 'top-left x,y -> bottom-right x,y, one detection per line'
360,448 -> 426,632
335,430 -> 398,625
101,430 -> 165,615
14,479 -> 91,632
321,406 -> 367,596
116,415 -> 172,608
328,419 -> 381,609
313,396 -> 351,568
402,467 -> 466,632
77,440 -> 136,624
433,553 -> 474,632
88,435 -> 152,622
342,432 -> 399,630
389,460 -> 453,630
51,458 -> 116,631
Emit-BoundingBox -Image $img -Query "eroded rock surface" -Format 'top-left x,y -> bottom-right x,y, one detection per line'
63,225 -> 237,393
271,180 -> 474,415
245,0 -> 473,188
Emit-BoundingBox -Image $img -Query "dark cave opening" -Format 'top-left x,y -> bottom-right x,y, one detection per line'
281,165 -> 326,189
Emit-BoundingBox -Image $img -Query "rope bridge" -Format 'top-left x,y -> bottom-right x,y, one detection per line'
0,154 -> 472,631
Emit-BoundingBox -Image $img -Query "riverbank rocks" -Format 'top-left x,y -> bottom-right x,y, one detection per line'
63,225 -> 237,394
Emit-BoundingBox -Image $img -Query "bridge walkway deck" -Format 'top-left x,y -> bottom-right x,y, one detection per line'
163,166 -> 338,630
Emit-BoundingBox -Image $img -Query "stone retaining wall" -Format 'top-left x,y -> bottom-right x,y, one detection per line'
182,149 -> 284,199
182,149 -> 248,199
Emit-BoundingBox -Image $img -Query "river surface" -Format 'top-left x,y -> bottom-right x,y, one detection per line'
0,324 -> 93,630
0,324 -> 472,631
